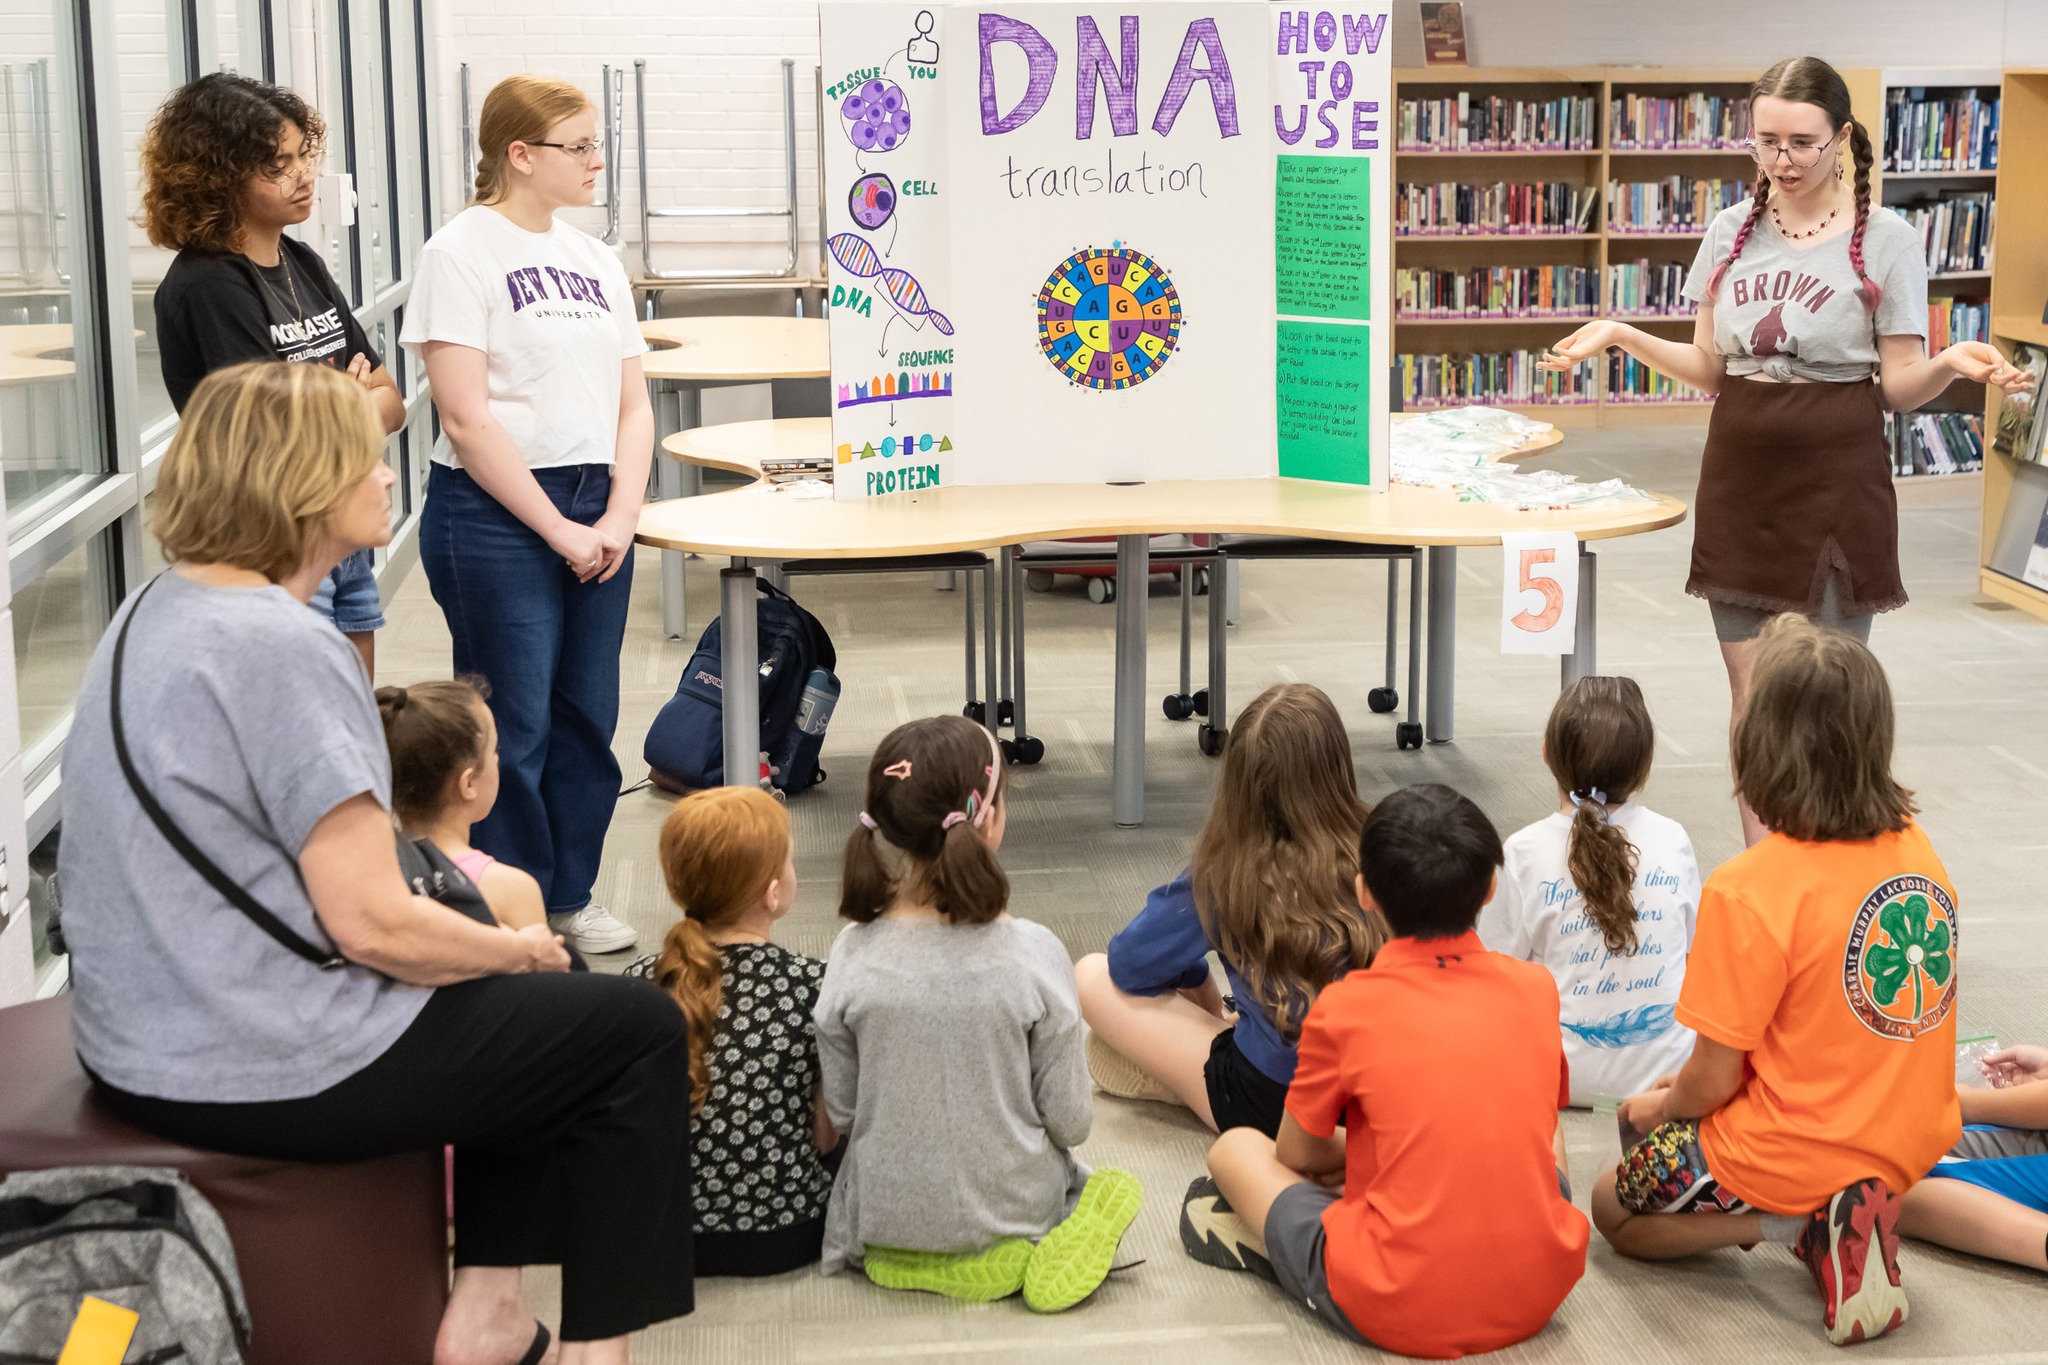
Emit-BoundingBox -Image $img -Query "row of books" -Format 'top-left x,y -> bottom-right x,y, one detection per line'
1397,349 -> 1598,406
1606,177 -> 1749,234
1928,297 -> 1990,351
1896,193 -> 1994,275
1395,181 -> 1600,235
1884,410 -> 1984,477
1394,265 -> 1598,318
1608,261 -> 1692,316
1608,93 -> 1751,150
1396,94 -> 1598,151
1607,352 -> 1708,402
1882,88 -> 1999,172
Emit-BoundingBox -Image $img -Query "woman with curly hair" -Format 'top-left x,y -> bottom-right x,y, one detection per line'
143,72 -> 405,674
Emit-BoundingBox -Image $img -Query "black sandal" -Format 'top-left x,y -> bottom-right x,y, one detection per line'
514,1320 -> 551,1365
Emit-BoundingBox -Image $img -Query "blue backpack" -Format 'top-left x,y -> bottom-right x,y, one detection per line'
644,580 -> 840,794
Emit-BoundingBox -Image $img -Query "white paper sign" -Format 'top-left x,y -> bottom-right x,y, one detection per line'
1500,531 -> 1579,654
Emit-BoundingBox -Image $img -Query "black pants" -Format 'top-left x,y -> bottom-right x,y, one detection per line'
94,972 -> 693,1342
1204,1027 -> 1291,1138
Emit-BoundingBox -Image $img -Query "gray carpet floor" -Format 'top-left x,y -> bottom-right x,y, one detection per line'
377,421 -> 2048,1363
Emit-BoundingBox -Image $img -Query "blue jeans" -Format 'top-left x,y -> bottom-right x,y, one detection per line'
310,548 -> 386,633
420,463 -> 633,914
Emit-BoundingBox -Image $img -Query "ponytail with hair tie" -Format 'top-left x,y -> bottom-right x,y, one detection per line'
653,916 -> 726,1112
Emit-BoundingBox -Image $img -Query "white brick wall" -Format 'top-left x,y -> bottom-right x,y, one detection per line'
429,0 -> 2048,275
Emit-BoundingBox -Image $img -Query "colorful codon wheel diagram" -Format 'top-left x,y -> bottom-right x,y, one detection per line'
1034,246 -> 1181,391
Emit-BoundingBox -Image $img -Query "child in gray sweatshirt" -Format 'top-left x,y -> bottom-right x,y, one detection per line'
815,715 -> 1142,1313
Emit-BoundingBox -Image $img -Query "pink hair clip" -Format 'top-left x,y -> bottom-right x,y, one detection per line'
857,811 -> 878,831
883,759 -> 914,781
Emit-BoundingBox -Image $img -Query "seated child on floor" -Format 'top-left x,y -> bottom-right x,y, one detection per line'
1196,783 -> 1589,1360
624,786 -> 836,1277
1479,675 -> 1701,1106
815,715 -> 1141,1313
1598,615 -> 1959,1347
1898,1042 -> 2048,1273
377,678 -> 544,929
1079,682 -> 1385,1137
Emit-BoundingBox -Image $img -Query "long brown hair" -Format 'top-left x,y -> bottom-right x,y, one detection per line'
1707,57 -> 1879,312
375,677 -> 492,828
1733,614 -> 1916,841
1190,684 -> 1383,1040
1544,677 -> 1656,956
473,75 -> 591,205
650,787 -> 791,1112
840,716 -> 1008,925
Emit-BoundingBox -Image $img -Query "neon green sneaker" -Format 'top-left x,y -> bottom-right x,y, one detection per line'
862,1238 -> 1032,1302
1023,1168 -> 1144,1313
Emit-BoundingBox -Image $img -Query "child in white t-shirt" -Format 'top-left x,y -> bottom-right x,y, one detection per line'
1478,676 -> 1700,1106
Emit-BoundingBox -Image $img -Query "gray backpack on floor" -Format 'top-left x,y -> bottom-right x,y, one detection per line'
0,1166 -> 250,1364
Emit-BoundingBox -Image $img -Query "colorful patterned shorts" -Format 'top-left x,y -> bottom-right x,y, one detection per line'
1616,1120 -> 1756,1215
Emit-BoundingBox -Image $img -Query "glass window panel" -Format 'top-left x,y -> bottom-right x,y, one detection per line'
384,0 -> 427,271
116,0 -> 181,440
1,10 -> 105,530
346,0 -> 395,295
12,531 -> 113,755
214,0 -> 267,75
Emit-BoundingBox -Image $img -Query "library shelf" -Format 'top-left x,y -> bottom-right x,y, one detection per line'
1975,67 -> 2033,615
1884,169 -> 1998,180
1394,148 -> 1600,157
1394,314 -> 1600,325
1930,270 -> 1994,281
1607,146 -> 1753,156
1395,232 -> 1602,242
1606,230 -> 1710,239
1990,314 -> 2048,348
1613,312 -> 1696,323
1979,569 -> 2048,616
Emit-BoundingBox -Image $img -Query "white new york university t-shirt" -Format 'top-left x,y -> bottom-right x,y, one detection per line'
1477,803 -> 1701,1106
401,205 -> 645,469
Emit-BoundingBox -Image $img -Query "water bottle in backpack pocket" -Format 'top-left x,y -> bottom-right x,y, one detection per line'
644,580 -> 839,795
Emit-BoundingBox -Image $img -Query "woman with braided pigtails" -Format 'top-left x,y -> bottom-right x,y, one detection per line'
1542,56 -> 2032,846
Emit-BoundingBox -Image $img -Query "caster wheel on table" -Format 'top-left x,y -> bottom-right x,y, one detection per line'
1025,571 -> 1056,593
1367,686 -> 1399,714
1192,688 -> 1209,717
997,699 -> 1015,726
1395,721 -> 1424,751
1087,576 -> 1115,605
1162,693 -> 1194,721
1002,735 -> 1046,765
1193,567 -> 1211,596
963,701 -> 987,724
1197,724 -> 1227,758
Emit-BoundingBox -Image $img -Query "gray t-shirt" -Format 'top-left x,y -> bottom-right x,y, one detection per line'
60,572 -> 430,1102
1684,201 -> 1928,382
813,916 -> 1091,1273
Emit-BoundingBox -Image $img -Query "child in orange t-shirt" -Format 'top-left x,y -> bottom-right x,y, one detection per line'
1200,784 -> 1589,1359
1595,615 -> 1960,1347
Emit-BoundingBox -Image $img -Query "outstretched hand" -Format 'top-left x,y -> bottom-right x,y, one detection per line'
1981,1043 -> 2048,1088
1536,321 -> 1622,373
1944,341 -> 2038,395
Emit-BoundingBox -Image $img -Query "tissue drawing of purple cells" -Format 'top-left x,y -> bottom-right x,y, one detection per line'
839,78 -> 911,152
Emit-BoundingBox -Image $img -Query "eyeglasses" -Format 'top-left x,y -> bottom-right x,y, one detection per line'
525,140 -> 602,164
1743,132 -> 1840,169
258,150 -> 324,186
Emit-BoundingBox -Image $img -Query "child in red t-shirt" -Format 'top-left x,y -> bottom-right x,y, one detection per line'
1199,784 -> 1589,1359
1595,615 -> 1960,1347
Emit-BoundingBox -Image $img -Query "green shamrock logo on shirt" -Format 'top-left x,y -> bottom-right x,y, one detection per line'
1862,893 -> 1953,1021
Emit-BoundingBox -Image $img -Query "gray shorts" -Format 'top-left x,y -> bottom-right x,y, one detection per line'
1263,1183 -> 1372,1345
1706,572 -> 1871,645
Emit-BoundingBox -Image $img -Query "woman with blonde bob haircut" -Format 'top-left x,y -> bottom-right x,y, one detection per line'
62,361 -> 694,1365
402,74 -> 652,959
1078,683 -> 1386,1139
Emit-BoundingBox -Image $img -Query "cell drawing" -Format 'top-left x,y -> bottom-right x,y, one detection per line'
840,78 -> 911,152
1034,245 -> 1183,392
849,173 -> 897,230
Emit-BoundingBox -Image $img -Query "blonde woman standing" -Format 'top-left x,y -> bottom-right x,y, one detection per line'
404,76 -> 650,955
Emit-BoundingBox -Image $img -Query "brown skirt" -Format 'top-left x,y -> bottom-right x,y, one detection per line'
1686,374 -> 1906,617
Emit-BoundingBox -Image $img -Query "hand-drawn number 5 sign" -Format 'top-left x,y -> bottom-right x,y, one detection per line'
1500,531 -> 1579,655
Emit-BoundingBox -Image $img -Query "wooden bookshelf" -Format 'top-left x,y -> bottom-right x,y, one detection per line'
1980,70 -> 2048,621
1392,66 -> 1885,425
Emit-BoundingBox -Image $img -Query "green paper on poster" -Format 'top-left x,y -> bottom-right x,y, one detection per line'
1277,321 -> 1372,484
1275,155 -> 1372,321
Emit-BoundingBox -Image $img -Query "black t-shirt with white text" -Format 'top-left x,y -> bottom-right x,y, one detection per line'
155,237 -> 378,413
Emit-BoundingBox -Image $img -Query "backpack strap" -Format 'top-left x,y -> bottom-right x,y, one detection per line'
110,576 -> 346,970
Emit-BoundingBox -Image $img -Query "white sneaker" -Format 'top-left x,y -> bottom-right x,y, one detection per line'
548,905 -> 639,954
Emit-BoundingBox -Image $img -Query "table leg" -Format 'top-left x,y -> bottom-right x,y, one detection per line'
999,545 -> 1014,713
653,383 -> 701,640
1112,533 -> 1149,827
1009,547 -> 1030,744
1426,546 -> 1457,744
721,561 -> 759,788
1562,547 -> 1597,689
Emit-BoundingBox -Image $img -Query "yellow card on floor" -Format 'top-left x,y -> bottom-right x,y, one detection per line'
56,1296 -> 138,1365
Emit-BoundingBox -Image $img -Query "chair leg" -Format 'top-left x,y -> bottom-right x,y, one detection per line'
1384,559 -> 1400,693
1200,557 -> 1229,756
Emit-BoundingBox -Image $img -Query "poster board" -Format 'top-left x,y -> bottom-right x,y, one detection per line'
820,1 -> 1390,499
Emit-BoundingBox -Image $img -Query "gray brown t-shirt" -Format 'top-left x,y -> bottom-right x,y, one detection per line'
60,571 -> 429,1102
1684,201 -> 1928,381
